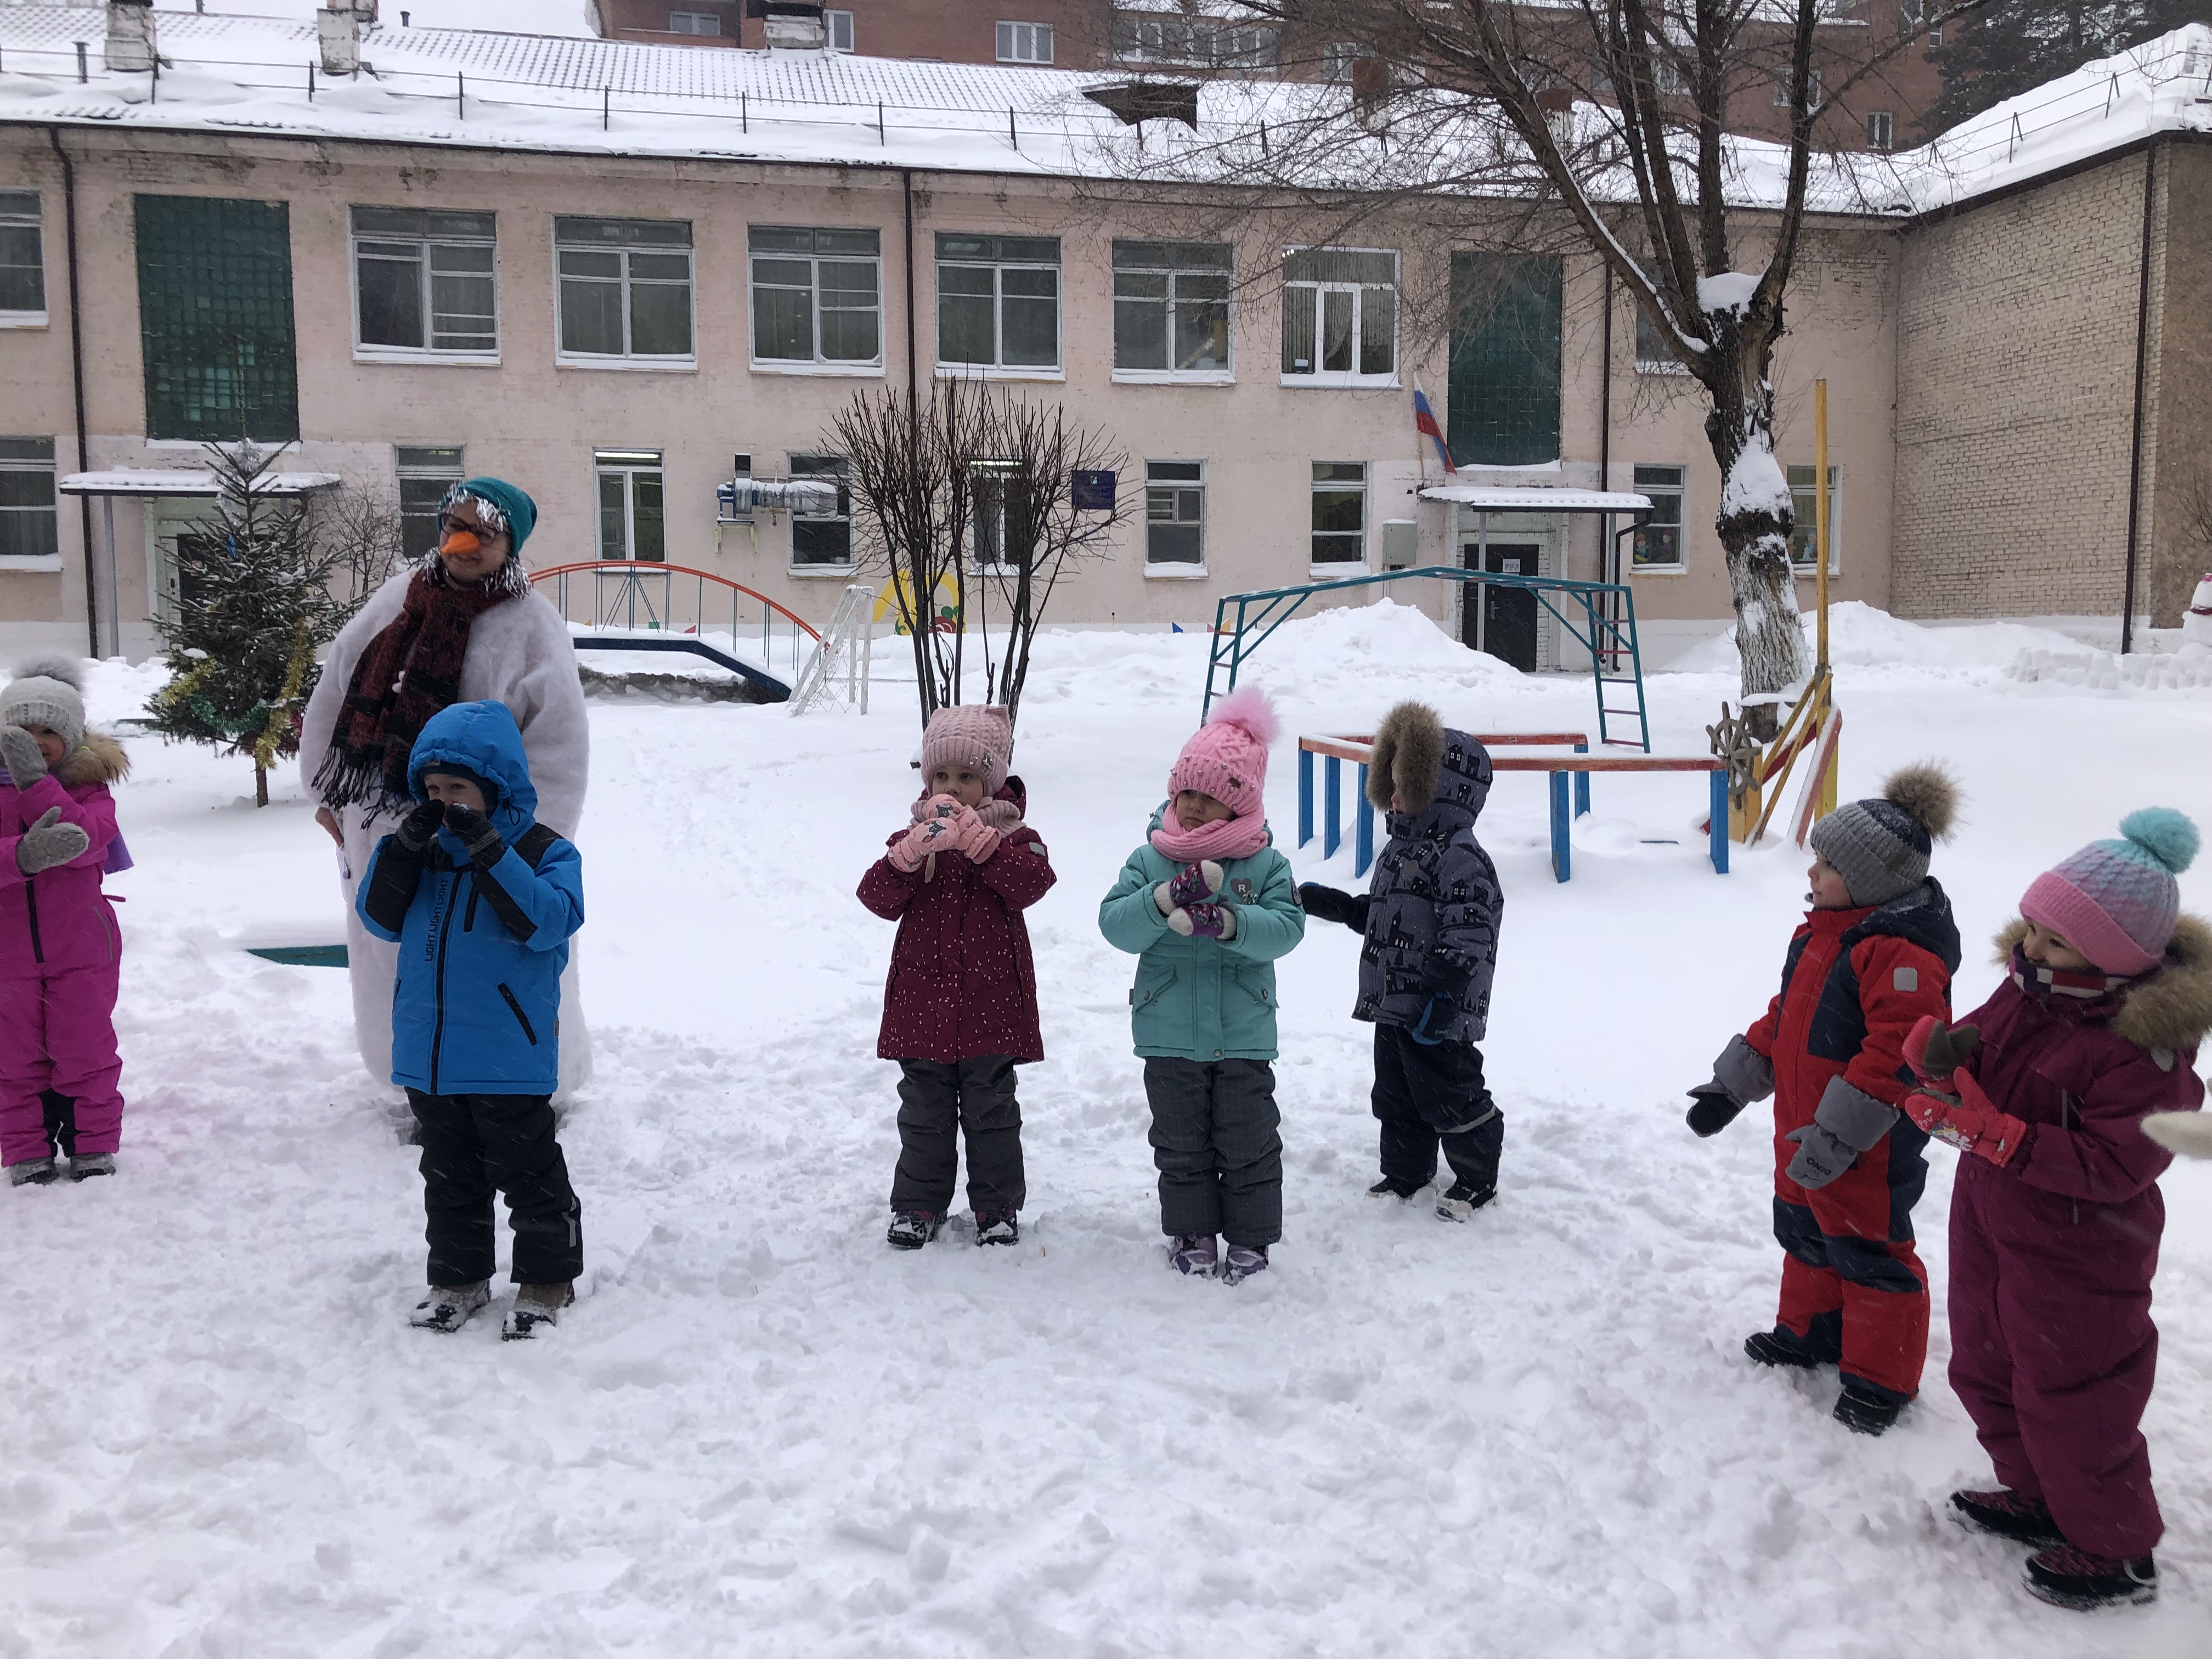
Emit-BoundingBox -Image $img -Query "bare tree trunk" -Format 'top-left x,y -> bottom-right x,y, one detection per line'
1703,325 -> 1807,738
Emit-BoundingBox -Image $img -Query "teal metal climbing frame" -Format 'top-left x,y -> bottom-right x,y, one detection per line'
1201,568 -> 1651,751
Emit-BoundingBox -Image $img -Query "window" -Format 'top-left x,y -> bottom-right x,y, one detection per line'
970,467 -> 1037,573
556,217 -> 694,363
1867,110 -> 1894,150
1311,462 -> 1367,566
1448,253 -> 1562,465
1113,241 -> 1231,378
1630,464 -> 1686,569
1110,11 -> 1278,67
1146,461 -> 1205,567
997,20 -> 1052,62
0,438 -> 58,561
395,445 -> 465,556
1280,249 -> 1396,385
595,449 -> 667,562
1929,20 -> 1944,46
0,191 -> 44,323
1322,41 -> 1358,82
788,454 -> 854,568
936,234 -> 1060,372
1772,69 -> 1823,108
827,9 -> 854,49
668,11 -> 721,34
1634,303 -> 1685,373
135,195 -> 300,442
1788,465 -> 1839,572
750,226 -> 882,369
350,207 -> 496,358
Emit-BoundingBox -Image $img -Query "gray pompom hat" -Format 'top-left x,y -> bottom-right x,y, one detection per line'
1808,763 -> 1960,907
0,657 -> 87,751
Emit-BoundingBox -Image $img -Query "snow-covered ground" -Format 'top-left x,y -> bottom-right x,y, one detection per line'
4,602 -> 2211,1657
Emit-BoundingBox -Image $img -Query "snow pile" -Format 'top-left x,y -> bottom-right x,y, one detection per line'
2006,644 -> 2212,693
1665,602 -> 2084,675
1696,272 -> 1760,318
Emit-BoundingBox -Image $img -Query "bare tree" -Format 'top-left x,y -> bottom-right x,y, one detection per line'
308,475 -> 406,610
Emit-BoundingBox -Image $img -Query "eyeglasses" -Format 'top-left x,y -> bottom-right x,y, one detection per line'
438,513 -> 483,537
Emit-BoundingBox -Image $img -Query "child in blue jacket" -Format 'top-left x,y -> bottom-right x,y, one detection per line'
357,701 -> 585,1340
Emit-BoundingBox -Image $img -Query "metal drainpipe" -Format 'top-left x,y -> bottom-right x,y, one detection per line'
46,126 -> 99,658
2119,139 -> 2158,656
901,168 -> 918,405
1599,259 -> 1614,588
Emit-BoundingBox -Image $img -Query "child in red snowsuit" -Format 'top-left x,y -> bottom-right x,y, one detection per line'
1687,766 -> 1959,1435
1908,809 -> 2205,1612
857,705 -> 1056,1250
0,660 -> 130,1186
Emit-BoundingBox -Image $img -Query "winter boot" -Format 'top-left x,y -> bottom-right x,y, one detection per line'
887,1210 -> 943,1250
2022,1545 -> 2157,1611
974,1211 -> 1019,1246
67,1154 -> 115,1182
1743,1329 -> 1823,1369
1950,1489 -> 2066,1547
1832,1381 -> 1905,1436
1367,1175 -> 1428,1200
503,1282 -> 574,1341
409,1281 -> 490,1333
7,1157 -> 58,1187
1169,1234 -> 1218,1276
1220,1244 -> 1269,1285
1436,1179 -> 1496,1222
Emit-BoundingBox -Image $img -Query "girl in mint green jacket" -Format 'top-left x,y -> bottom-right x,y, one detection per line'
1098,690 -> 1305,1283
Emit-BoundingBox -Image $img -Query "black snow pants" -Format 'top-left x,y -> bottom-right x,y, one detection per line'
1371,1025 -> 1504,1195
1143,1056 -> 1283,1248
890,1055 -> 1025,1216
407,1089 -> 584,1288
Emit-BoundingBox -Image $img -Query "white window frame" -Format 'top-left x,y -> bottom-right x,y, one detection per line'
827,9 -> 855,49
996,20 -> 1053,63
0,191 -> 47,329
0,437 -> 60,569
1321,41 -> 1358,82
1310,461 -> 1369,571
1773,69 -> 1824,108
668,10 -> 721,34
555,218 -> 697,371
1280,247 -> 1398,389
788,453 -> 856,573
1633,301 -> 1690,375
395,444 -> 466,558
349,206 -> 500,365
1111,10 -> 1278,67
1788,464 -> 1841,576
1867,110 -> 1894,150
748,225 -> 885,376
934,234 -> 1064,380
1629,463 -> 1688,573
594,448 -> 668,562
1112,240 -> 1234,385
1143,459 -> 1207,575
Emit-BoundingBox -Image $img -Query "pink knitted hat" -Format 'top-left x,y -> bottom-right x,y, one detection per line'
2019,808 -> 2199,977
919,704 -> 1013,795
1167,688 -> 1279,819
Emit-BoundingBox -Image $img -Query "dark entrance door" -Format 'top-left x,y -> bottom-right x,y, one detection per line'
1462,541 -> 1541,670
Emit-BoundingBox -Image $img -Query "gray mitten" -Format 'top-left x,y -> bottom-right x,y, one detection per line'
0,725 -> 48,791
15,806 -> 88,876
1812,1076 -> 1900,1153
1713,1034 -> 1776,1106
1784,1122 -> 1857,1189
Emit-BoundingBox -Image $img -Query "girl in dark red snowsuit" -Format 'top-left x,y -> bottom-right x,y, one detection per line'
1687,767 -> 1960,1435
1906,809 -> 2206,1612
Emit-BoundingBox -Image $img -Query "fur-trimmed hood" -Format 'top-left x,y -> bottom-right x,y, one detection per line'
1367,701 -> 1445,813
53,730 -> 127,789
1995,913 -> 2212,1052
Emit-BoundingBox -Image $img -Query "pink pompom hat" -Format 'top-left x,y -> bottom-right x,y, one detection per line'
919,703 -> 1013,795
1167,687 -> 1279,819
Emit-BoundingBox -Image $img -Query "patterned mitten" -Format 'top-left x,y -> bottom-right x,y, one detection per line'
441,804 -> 506,868
1166,861 -> 1222,910
1166,902 -> 1235,940
0,725 -> 48,791
15,806 -> 88,876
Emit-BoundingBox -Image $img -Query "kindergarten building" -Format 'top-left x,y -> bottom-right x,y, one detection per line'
0,5 -> 2204,669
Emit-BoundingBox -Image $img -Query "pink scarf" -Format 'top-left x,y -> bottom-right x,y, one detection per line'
1150,805 -> 1268,864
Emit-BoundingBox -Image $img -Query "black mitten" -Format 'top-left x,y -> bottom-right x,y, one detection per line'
1297,883 -> 1371,929
441,804 -> 506,868
394,799 -> 446,855
1685,1084 -> 1747,1138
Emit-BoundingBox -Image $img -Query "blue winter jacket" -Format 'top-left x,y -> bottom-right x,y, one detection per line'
356,701 -> 585,1097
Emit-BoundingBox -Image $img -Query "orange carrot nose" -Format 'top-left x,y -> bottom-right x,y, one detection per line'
439,529 -> 482,557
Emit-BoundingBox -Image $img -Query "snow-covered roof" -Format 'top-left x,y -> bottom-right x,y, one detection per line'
59,468 -> 343,496
1420,486 -> 1652,512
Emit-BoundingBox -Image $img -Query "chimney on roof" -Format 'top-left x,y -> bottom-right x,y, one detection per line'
104,0 -> 157,75
751,0 -> 828,50
319,0 -> 367,75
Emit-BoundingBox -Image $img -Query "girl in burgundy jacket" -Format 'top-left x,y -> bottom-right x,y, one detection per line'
857,706 -> 1055,1250
1905,809 -> 2207,1613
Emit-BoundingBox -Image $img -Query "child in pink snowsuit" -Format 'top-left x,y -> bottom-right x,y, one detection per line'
1904,809 -> 2207,1612
0,659 -> 129,1186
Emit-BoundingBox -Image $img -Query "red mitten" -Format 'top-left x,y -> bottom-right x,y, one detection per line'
1904,1014 -> 1982,1083
1904,1070 -> 2027,1167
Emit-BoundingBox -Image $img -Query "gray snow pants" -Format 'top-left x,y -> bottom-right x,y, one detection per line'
890,1055 -> 1025,1217
1143,1056 -> 1283,1248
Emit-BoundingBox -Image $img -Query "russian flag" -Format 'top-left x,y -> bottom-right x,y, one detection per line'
1413,381 -> 1456,475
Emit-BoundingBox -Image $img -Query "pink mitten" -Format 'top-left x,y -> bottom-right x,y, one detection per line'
959,819 -> 1002,863
889,810 -> 957,872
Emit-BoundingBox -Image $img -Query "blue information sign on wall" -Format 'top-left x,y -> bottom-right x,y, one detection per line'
1070,470 -> 1116,510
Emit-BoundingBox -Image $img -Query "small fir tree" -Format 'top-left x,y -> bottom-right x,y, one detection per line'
148,442 -> 357,806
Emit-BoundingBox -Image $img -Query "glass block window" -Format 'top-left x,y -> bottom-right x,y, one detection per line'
0,191 -> 44,318
1631,464 -> 1686,569
1448,252 -> 1561,467
1788,465 -> 1839,572
936,234 -> 1060,371
0,437 -> 59,560
351,207 -> 497,357
396,444 -> 465,557
788,454 -> 854,568
997,20 -> 1053,62
135,195 -> 300,442
595,448 -> 667,562
556,218 -> 695,361
1280,249 -> 1396,384
749,226 -> 882,367
1114,241 -> 1230,375
1145,460 -> 1204,566
1311,462 -> 1367,566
